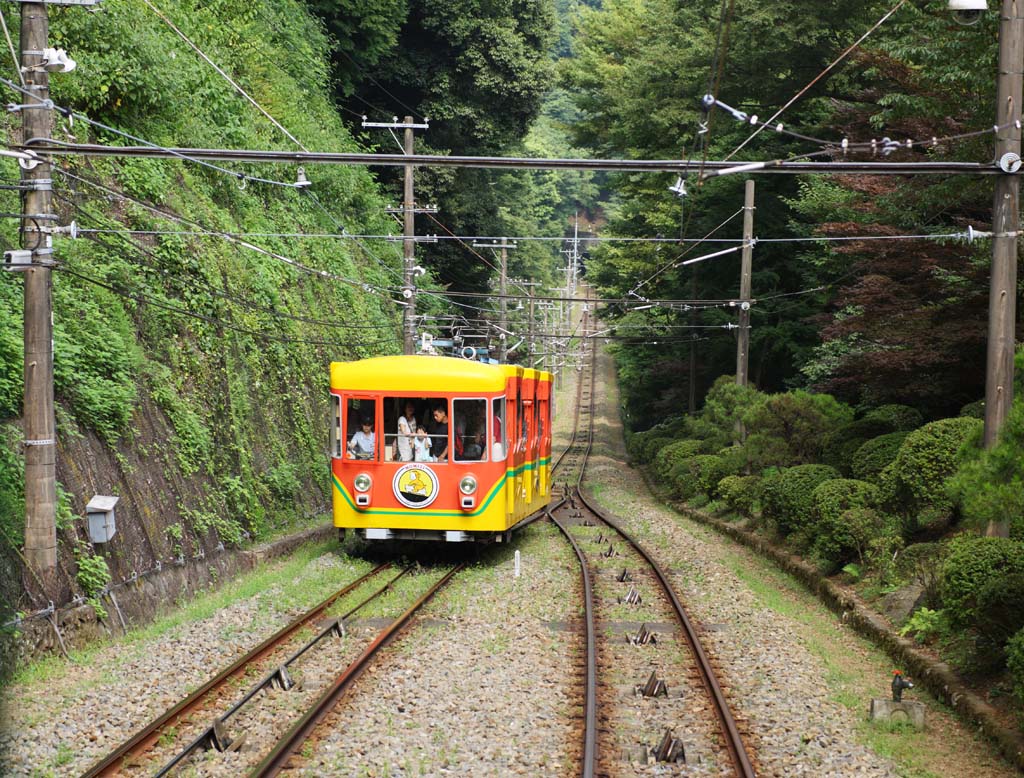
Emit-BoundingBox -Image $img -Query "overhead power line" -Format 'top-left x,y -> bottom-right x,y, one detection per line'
21,140 -> 999,175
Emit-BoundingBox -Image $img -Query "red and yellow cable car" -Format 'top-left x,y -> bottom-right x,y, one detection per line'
329,355 -> 553,542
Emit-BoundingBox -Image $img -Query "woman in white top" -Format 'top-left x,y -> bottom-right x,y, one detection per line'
397,401 -> 417,461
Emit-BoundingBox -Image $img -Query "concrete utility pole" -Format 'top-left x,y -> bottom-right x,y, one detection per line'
984,0 -> 1024,537
362,116 -> 431,354
20,2 -> 57,583
736,180 -> 755,387
472,238 -> 517,363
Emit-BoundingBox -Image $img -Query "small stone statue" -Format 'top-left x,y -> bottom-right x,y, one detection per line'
891,669 -> 914,702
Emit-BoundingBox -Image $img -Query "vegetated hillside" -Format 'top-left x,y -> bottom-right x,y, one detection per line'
0,0 -> 406,621
563,0 -> 1007,428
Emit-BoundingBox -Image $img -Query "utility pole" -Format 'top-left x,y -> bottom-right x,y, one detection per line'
472,238 -> 517,362
736,180 -> 755,387
984,0 -> 1024,537
363,116 -> 431,354
509,278 -> 540,362
20,2 -> 57,583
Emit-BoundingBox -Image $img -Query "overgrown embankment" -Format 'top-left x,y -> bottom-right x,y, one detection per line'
0,1 -> 404,632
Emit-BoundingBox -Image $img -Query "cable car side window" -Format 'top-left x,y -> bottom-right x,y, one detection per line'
330,394 -> 344,458
345,398 -> 377,461
492,397 -> 506,461
453,399 -> 487,462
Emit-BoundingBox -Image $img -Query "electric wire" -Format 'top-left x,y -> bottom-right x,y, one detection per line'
724,0 -> 909,161
0,7 -> 23,88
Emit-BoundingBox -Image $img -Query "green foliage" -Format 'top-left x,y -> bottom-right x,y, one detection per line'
74,547 -> 111,620
760,464 -> 840,537
815,506 -> 899,573
1007,628 -> 1024,706
883,417 -> 983,517
851,432 -> 910,484
896,542 -> 947,608
698,376 -> 765,449
636,435 -> 675,465
974,574 -> 1024,650
959,399 -> 985,419
743,391 -> 853,470
653,438 -> 705,479
899,607 -> 944,644
263,463 -> 302,502
948,369 -> 1024,533
940,536 -> 1024,629
861,404 -> 923,433
0,424 -> 23,547
812,478 -> 880,527
686,454 -> 732,498
717,474 -> 761,518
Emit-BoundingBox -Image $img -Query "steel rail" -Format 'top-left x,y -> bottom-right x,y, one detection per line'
548,510 -> 598,778
153,567 -> 412,777
250,563 -> 466,777
20,141 -> 1000,175
577,488 -> 757,778
80,563 -> 391,778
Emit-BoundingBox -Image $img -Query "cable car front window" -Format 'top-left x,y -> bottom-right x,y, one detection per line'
345,398 -> 377,461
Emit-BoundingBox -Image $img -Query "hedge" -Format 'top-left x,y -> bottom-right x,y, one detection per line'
940,535 -> 1024,629
717,474 -> 760,518
883,417 -> 982,515
851,432 -> 909,484
653,439 -> 706,479
761,464 -> 840,536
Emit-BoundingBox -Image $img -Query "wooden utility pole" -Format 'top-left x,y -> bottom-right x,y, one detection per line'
362,116 -> 431,354
21,2 -> 57,581
472,238 -> 517,363
736,180 -> 755,387
984,0 -> 1024,537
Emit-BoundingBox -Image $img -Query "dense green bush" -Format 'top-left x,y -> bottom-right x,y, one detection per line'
959,399 -> 985,420
861,404 -> 923,433
668,460 -> 701,501
974,573 -> 1024,650
761,464 -> 840,536
813,479 -> 880,525
941,536 -> 1024,628
814,506 -> 898,572
636,435 -> 675,464
896,542 -> 947,607
1007,628 -> 1024,705
883,417 -> 982,516
947,379 -> 1024,534
718,474 -> 761,518
698,376 -> 765,449
851,432 -> 909,483
743,391 -> 853,470
653,439 -> 706,479
687,454 -> 732,497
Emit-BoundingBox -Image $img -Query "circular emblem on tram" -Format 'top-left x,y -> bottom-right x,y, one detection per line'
393,464 -> 440,509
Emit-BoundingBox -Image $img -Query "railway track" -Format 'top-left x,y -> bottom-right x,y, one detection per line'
550,314 -> 757,777
80,563 -> 463,777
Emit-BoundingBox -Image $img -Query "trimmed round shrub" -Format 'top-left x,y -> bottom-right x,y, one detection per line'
959,399 -> 985,420
688,454 -> 730,497
940,535 -> 1024,628
654,439 -> 706,479
813,506 -> 899,572
812,479 -> 880,526
668,460 -> 701,501
851,432 -> 909,484
974,573 -> 1024,648
1007,628 -> 1024,705
885,417 -> 982,514
638,435 -> 675,465
861,404 -> 923,433
718,474 -> 761,518
761,464 -> 840,536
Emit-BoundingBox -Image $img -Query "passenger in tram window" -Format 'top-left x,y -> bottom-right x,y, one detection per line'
430,403 -> 449,461
348,416 -> 375,460
397,400 -> 417,462
413,424 -> 434,462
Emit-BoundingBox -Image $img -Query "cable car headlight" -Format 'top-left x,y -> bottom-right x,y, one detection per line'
459,476 -> 478,495
354,473 -> 373,493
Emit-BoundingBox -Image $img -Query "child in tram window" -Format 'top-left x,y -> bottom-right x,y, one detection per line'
413,424 -> 434,462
